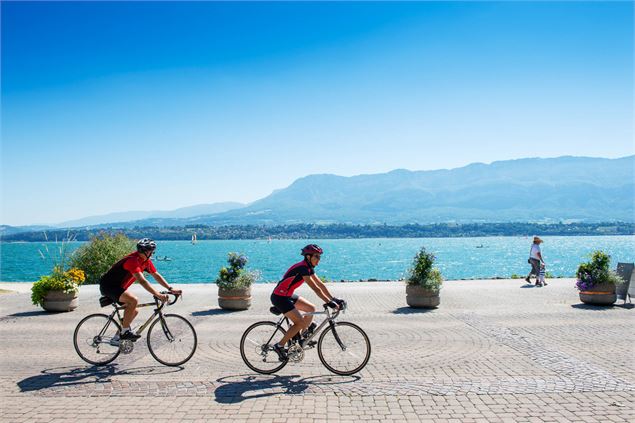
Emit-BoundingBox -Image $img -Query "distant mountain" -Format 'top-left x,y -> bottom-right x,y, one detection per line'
0,225 -> 53,237
190,156 -> 635,225
54,202 -> 245,228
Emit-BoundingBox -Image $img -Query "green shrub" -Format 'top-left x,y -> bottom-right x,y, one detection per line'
216,252 -> 259,289
406,247 -> 443,291
69,232 -> 136,284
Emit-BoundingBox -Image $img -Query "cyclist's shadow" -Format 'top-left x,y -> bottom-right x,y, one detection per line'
214,374 -> 360,404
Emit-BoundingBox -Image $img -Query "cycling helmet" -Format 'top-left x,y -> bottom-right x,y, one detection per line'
136,238 -> 157,253
301,244 -> 323,256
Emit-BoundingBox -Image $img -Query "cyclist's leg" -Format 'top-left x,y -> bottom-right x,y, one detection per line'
277,308 -> 305,346
294,297 -> 316,330
118,290 -> 139,330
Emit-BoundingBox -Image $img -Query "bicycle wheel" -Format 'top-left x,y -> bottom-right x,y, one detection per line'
73,313 -> 121,366
318,321 -> 371,376
240,321 -> 288,374
147,314 -> 197,366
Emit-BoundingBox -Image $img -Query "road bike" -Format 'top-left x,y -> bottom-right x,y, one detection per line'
240,301 -> 370,376
73,292 -> 197,367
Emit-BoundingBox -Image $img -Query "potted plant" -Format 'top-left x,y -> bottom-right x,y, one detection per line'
31,266 -> 86,312
405,247 -> 443,308
575,251 -> 622,306
216,253 -> 259,310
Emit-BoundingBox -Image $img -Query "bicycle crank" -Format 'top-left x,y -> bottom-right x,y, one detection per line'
120,339 -> 134,354
287,344 -> 305,363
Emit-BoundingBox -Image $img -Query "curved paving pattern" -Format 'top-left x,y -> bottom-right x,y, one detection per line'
1,279 -> 634,422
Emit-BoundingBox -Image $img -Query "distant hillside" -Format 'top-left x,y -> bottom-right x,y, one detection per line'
54,202 -> 245,228
191,156 -> 635,224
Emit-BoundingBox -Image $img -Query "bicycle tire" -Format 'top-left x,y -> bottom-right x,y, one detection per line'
317,321 -> 371,376
147,313 -> 197,366
240,321 -> 288,374
73,313 -> 121,366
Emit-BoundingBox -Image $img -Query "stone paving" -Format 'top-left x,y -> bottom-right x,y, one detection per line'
0,279 -> 633,422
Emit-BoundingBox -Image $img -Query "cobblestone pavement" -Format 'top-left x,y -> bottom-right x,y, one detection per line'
1,279 -> 633,422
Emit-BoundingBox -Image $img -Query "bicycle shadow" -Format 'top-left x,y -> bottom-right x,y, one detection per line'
17,365 -> 183,392
214,374 -> 360,404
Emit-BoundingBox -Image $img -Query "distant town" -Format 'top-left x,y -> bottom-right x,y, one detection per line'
1,222 -> 633,242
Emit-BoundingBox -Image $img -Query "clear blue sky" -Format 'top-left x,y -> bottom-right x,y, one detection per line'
1,1 -> 633,226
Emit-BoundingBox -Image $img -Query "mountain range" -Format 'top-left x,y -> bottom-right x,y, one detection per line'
3,156 -> 634,233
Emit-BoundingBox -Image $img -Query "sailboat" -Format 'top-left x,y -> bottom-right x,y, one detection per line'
191,233 -> 197,245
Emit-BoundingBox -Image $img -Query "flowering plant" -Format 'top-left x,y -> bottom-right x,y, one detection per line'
31,266 -> 86,306
575,251 -> 622,291
215,252 -> 259,289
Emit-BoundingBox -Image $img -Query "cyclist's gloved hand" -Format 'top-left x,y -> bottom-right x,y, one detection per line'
333,297 -> 346,310
326,300 -> 338,309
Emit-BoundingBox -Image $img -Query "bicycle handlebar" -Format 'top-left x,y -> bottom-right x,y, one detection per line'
155,291 -> 180,306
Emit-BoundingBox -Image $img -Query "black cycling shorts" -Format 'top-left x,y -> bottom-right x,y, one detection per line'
271,293 -> 299,314
100,281 -> 125,304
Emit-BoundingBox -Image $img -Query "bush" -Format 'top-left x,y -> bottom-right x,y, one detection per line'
70,232 -> 136,284
31,267 -> 85,306
216,252 -> 259,289
575,250 -> 623,291
406,247 -> 443,291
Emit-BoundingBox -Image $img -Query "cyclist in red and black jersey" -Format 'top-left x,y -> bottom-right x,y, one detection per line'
270,244 -> 344,360
99,238 -> 181,342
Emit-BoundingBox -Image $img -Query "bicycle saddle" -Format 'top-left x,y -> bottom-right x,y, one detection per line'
269,306 -> 282,316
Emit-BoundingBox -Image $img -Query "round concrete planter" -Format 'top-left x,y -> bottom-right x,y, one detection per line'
406,285 -> 440,308
218,286 -> 252,310
42,290 -> 78,312
579,282 -> 617,306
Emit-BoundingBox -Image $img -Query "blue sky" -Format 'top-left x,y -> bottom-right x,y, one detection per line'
1,1 -> 633,226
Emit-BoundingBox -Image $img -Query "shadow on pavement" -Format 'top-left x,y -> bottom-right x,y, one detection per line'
214,374 -> 360,404
570,303 -> 617,311
392,307 -> 436,314
191,309 -> 235,316
6,310 -> 52,318
17,365 -> 183,392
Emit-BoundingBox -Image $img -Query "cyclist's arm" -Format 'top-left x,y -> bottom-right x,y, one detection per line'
305,275 -> 334,303
149,272 -> 181,294
132,272 -> 164,297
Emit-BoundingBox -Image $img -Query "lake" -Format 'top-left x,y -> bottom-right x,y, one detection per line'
1,236 -> 634,283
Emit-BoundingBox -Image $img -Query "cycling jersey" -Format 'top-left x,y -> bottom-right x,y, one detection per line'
272,260 -> 314,297
100,252 -> 157,290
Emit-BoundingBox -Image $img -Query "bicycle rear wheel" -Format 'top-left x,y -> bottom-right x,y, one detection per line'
147,314 -> 197,366
240,321 -> 288,374
73,313 -> 121,365
318,321 -> 371,376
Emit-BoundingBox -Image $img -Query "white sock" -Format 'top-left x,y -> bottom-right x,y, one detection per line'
123,327 -> 131,333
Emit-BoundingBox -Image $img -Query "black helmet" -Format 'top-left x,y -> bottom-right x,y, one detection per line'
136,238 -> 157,253
301,244 -> 323,256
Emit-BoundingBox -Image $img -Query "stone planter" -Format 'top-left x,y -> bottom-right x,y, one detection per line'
406,285 -> 440,308
42,290 -> 78,312
579,282 -> 617,306
218,286 -> 252,310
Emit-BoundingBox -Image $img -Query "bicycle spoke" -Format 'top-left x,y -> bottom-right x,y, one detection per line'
318,322 -> 371,376
240,321 -> 288,374
74,314 -> 121,366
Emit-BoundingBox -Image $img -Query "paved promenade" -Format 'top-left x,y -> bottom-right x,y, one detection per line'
1,279 -> 633,422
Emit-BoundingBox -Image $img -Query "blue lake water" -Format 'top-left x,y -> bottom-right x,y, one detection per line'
1,236 -> 633,283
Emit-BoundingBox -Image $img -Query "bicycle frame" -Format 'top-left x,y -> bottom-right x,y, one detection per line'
96,298 -> 171,342
270,306 -> 346,351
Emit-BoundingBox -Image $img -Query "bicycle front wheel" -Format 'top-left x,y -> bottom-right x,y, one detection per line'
147,314 -> 197,366
73,313 -> 121,366
318,321 -> 371,376
240,321 -> 288,374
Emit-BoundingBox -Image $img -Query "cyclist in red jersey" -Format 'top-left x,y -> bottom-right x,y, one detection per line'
99,238 -> 180,343
270,244 -> 344,360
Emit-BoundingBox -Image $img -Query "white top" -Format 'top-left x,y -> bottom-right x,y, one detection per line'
529,243 -> 541,260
